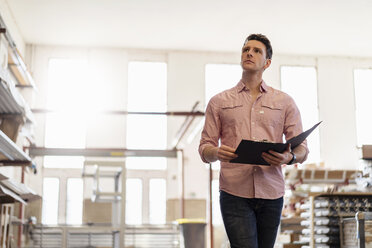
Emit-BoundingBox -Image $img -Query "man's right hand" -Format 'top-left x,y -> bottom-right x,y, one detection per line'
203,145 -> 238,163
216,145 -> 238,162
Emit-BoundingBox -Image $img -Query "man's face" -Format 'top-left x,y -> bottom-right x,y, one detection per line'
241,40 -> 271,72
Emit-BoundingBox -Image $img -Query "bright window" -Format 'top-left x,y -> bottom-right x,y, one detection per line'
126,114 -> 167,150
128,62 -> 167,112
280,66 -> 321,163
47,59 -> 89,111
66,178 -> 83,225
205,64 -> 241,103
126,61 -> 167,170
354,69 -> 372,146
42,178 -> 60,225
125,179 -> 143,225
205,64 -> 241,170
126,157 -> 166,170
44,113 -> 86,149
44,59 -> 89,168
149,179 -> 166,224
43,156 -> 84,169
126,61 -> 168,225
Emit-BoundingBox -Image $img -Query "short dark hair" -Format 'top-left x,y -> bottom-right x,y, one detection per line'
244,34 -> 273,59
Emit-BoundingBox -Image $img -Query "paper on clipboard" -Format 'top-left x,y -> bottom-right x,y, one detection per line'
230,121 -> 322,165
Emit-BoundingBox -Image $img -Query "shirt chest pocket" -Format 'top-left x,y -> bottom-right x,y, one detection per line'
258,102 -> 284,128
220,102 -> 244,129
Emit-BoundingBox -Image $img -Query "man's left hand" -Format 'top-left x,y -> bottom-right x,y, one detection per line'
261,143 -> 293,166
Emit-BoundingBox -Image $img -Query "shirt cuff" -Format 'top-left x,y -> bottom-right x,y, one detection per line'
199,144 -> 212,164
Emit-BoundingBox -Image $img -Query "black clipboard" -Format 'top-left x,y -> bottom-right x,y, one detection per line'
230,121 -> 322,165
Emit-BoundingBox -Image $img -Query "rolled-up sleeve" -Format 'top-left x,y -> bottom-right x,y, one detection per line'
199,99 -> 221,163
283,96 -> 309,156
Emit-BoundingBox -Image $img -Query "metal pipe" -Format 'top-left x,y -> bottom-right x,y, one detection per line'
177,150 -> 185,218
119,164 -> 126,248
0,160 -> 32,166
18,147 -> 28,248
31,108 -> 204,116
208,163 -> 214,248
181,150 -> 185,218
172,102 -> 200,149
17,165 -> 25,247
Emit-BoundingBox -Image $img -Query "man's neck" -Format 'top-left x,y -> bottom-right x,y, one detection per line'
241,70 -> 263,93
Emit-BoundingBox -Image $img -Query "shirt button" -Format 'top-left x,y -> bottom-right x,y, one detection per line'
254,168 -> 257,172
252,122 -> 255,125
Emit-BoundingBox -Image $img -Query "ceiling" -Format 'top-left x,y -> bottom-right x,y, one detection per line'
6,0 -> 372,57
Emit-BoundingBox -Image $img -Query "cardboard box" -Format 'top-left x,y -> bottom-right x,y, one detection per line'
0,115 -> 24,142
282,244 -> 303,248
362,145 -> 372,159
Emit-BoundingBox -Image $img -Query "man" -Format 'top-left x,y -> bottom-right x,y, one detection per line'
199,34 -> 308,248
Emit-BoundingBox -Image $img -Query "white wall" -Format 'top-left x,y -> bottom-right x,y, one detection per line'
0,0 -> 25,55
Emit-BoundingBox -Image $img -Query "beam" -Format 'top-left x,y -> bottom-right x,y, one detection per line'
31,108 -> 204,116
0,160 -> 31,166
27,147 -> 178,158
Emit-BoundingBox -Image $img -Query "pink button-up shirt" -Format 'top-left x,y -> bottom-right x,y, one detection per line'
199,80 -> 308,199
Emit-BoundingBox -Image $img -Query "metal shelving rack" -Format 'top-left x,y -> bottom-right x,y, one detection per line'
82,160 -> 126,248
0,129 -> 31,165
300,192 -> 372,248
0,12 -> 38,248
0,76 -> 33,166
0,13 -> 35,166
284,168 -> 362,248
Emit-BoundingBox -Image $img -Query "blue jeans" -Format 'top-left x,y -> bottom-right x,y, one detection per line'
220,190 -> 283,248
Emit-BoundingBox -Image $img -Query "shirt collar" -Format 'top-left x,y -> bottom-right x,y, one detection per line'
260,80 -> 268,93
237,80 -> 246,92
237,80 -> 268,93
